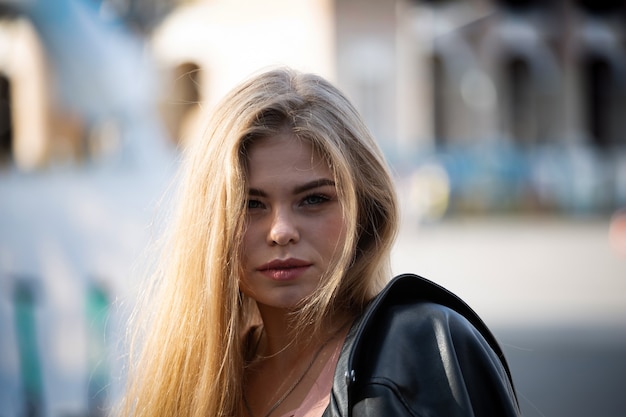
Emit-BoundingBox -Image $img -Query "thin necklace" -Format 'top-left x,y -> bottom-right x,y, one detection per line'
243,326 -> 344,417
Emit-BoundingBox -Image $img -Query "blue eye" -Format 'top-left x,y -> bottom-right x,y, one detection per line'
302,194 -> 330,205
247,199 -> 265,209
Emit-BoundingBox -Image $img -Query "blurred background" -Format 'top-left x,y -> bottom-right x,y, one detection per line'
0,0 -> 624,416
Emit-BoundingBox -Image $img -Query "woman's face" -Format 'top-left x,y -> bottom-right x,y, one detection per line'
240,133 -> 348,311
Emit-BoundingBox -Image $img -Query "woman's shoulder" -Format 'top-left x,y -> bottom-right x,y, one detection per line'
349,274 -> 513,387
357,273 -> 503,355
337,274 -> 520,416
366,274 -> 485,325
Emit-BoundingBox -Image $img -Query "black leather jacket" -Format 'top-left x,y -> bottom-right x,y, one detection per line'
323,274 -> 521,416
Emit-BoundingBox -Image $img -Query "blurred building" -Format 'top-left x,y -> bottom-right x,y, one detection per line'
334,0 -> 625,215
137,0 -> 626,215
150,0 -> 337,148
1,0 -> 624,212
0,16 -> 52,170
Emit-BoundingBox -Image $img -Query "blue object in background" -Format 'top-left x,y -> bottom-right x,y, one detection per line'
13,279 -> 43,417
85,282 -> 110,417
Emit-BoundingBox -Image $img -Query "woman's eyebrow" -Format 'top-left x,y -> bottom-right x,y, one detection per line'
293,178 -> 336,194
248,188 -> 266,197
247,178 -> 335,197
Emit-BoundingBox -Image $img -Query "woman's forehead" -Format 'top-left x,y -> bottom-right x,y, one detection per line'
246,134 -> 333,186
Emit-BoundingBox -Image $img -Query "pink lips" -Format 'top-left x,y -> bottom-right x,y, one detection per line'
257,258 -> 312,281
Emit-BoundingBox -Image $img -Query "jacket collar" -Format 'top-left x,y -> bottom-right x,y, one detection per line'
327,273 -> 515,416
327,273 -> 402,416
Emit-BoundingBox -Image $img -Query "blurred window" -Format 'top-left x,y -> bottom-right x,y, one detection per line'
0,74 -> 12,165
575,0 -> 626,16
162,62 -> 201,146
583,56 -> 618,149
432,54 -> 449,148
495,0 -> 541,11
505,56 -> 535,146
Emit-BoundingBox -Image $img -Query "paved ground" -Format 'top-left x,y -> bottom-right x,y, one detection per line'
499,326 -> 626,417
392,216 -> 626,417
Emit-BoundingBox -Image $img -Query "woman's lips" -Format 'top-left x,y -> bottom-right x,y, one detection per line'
257,258 -> 312,281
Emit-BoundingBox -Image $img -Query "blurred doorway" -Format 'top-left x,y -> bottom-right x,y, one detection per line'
432,54 -> 449,148
583,55 -> 618,150
505,56 -> 535,146
0,73 -> 12,165
161,61 -> 202,146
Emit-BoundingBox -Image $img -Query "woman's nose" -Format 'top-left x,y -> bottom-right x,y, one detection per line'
268,209 -> 299,246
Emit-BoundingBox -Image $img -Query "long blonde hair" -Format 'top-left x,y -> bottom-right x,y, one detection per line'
117,67 -> 398,417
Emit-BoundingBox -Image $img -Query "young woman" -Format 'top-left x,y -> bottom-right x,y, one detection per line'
118,68 -> 520,417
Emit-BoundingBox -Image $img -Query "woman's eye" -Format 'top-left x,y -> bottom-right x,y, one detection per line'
247,199 -> 265,210
302,194 -> 330,206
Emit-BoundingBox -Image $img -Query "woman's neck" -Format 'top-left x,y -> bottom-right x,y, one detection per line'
254,304 -> 350,369
244,306 -> 352,417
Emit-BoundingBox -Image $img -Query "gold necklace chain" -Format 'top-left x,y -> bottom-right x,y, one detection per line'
243,325 -> 346,417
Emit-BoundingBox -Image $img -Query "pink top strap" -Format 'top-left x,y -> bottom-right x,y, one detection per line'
278,340 -> 344,417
